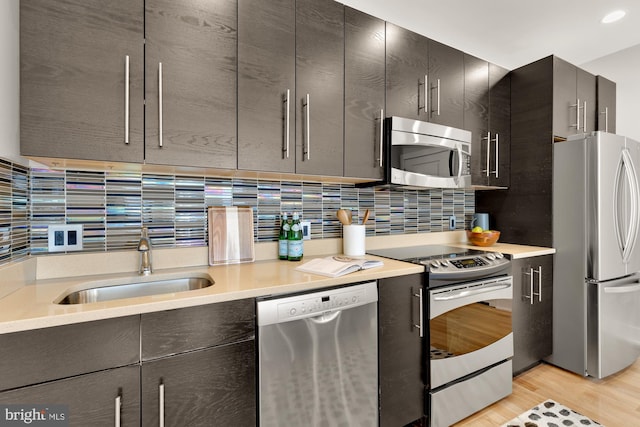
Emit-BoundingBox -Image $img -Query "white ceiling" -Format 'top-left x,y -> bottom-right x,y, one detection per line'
340,0 -> 640,70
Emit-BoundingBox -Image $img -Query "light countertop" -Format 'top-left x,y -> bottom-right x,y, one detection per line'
451,242 -> 556,259
0,254 -> 422,334
0,231 -> 554,334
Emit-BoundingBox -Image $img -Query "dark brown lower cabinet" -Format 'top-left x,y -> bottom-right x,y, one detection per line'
378,273 -> 425,427
0,365 -> 140,426
511,255 -> 554,375
141,339 -> 256,427
0,299 -> 257,427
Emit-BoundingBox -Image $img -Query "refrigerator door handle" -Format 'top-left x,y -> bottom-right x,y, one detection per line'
603,281 -> 640,294
614,149 -> 640,264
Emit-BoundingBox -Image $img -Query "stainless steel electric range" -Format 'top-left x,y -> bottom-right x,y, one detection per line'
368,245 -> 514,427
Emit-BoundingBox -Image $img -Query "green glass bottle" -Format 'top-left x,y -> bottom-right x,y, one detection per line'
278,213 -> 289,260
288,212 -> 303,261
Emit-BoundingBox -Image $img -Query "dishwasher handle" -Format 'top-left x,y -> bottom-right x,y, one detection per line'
308,310 -> 341,324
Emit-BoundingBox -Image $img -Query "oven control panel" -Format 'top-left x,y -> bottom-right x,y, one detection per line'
423,252 -> 508,276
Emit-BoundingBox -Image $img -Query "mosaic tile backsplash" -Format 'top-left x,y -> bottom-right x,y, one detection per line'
0,156 -> 475,265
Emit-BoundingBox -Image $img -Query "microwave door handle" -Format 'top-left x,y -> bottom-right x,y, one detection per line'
448,145 -> 464,179
456,144 -> 463,180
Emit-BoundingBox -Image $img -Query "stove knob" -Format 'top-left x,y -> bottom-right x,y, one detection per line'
440,260 -> 450,266
289,308 -> 297,316
495,252 -> 504,259
486,253 -> 496,261
430,261 -> 440,268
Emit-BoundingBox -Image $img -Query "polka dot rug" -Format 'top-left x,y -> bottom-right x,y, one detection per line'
501,399 -> 604,427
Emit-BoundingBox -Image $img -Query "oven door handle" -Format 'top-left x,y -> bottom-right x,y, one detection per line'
432,283 -> 511,301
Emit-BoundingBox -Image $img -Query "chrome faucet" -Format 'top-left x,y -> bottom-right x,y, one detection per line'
137,227 -> 152,275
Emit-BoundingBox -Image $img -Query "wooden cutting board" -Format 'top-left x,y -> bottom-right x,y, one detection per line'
208,206 -> 255,265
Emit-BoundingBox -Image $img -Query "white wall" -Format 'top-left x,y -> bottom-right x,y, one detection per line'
0,0 -> 21,162
581,44 -> 640,141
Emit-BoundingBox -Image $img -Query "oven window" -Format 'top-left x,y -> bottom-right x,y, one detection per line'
430,299 -> 511,359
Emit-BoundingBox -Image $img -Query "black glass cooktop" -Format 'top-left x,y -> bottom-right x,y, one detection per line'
367,245 -> 486,264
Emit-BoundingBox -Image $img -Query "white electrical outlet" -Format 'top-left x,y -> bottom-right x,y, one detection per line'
301,221 -> 311,240
48,224 -> 83,252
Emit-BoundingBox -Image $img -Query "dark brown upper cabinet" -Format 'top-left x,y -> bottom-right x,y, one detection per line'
238,0 -> 296,173
464,55 -> 510,188
295,0 -> 345,176
428,40 -> 465,128
477,55 -> 606,247
385,23 -> 430,121
553,56 -> 596,139
144,0 -> 237,169
488,64 -> 511,188
385,25 -> 464,129
20,0 -> 144,163
238,0 -> 344,177
464,54 -> 490,186
596,75 -> 617,134
344,8 -> 386,180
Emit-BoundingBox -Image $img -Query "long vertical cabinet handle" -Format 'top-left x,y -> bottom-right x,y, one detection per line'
493,133 -> 499,178
482,132 -> 491,177
436,79 -> 441,116
158,63 -> 163,148
583,101 -> 587,132
423,75 -> 429,114
303,94 -> 310,160
412,288 -> 424,337
535,266 -> 543,302
599,107 -> 609,133
283,89 -> 290,158
524,268 -> 534,304
115,395 -> 121,427
378,109 -> 384,168
159,383 -> 165,427
124,56 -> 130,145
571,99 -> 580,130
431,79 -> 441,116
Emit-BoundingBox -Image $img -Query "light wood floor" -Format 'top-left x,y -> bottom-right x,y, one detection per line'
453,359 -> 640,426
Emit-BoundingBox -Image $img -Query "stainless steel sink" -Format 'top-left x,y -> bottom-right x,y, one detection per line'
56,274 -> 214,304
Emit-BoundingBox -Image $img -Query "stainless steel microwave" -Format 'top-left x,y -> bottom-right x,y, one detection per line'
366,117 -> 472,189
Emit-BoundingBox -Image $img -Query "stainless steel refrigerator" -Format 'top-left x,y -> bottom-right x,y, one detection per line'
550,131 -> 640,379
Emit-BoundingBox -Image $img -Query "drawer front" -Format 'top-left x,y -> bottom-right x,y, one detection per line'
141,340 -> 255,426
141,298 -> 255,360
0,365 -> 140,426
429,360 -> 512,427
0,316 -> 140,391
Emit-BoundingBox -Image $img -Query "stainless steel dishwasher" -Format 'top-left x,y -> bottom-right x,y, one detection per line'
257,281 -> 378,427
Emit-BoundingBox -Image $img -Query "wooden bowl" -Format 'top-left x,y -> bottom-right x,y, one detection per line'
466,230 -> 500,247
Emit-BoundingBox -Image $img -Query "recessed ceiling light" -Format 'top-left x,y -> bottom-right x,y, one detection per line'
602,10 -> 626,24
